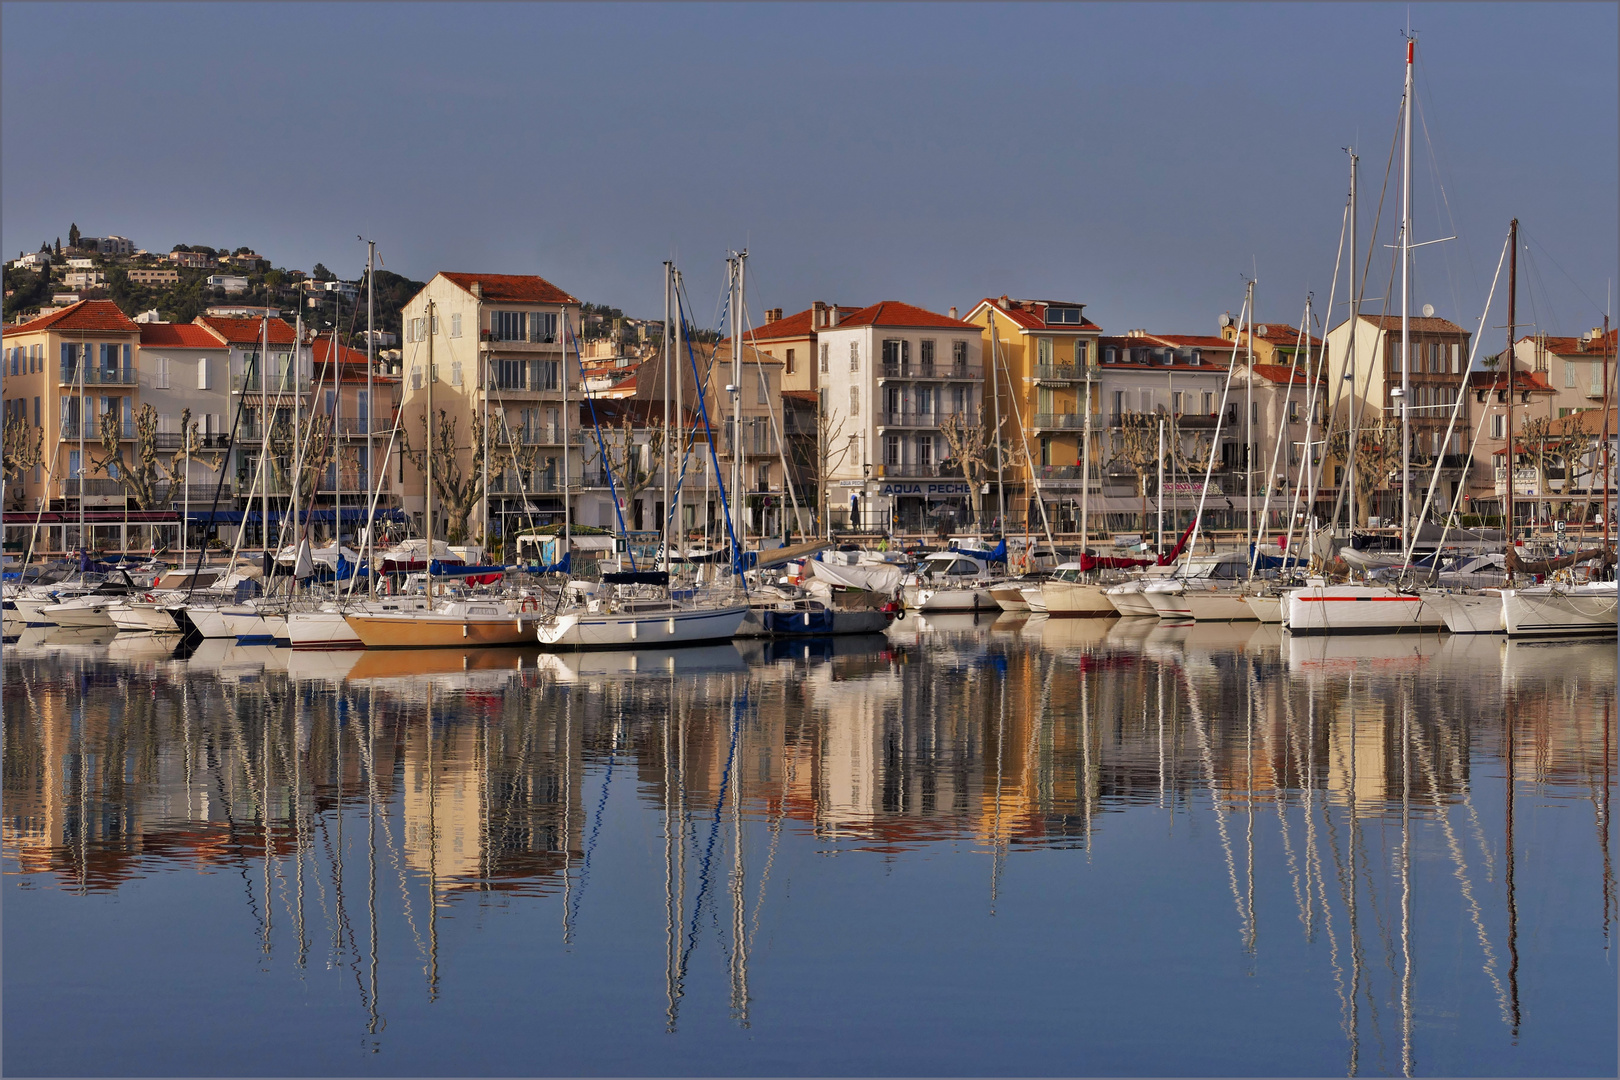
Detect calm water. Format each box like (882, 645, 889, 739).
(3, 616, 1615, 1077)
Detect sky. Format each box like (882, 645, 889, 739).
(4, 2, 1616, 343)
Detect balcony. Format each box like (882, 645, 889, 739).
(152, 432, 232, 451)
(1032, 363, 1095, 384)
(879, 361, 982, 381)
(58, 420, 135, 440)
(61, 478, 129, 497)
(872, 462, 956, 479)
(1032, 412, 1085, 431)
(231, 372, 300, 394)
(59, 364, 136, 386)
(877, 410, 943, 429)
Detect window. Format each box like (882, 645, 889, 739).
(1140, 389, 1152, 412)
(917, 386, 934, 415)
(884, 434, 901, 465)
(450, 361, 463, 387)
(1045, 306, 1082, 325)
(952, 386, 967, 413)
(952, 340, 968, 367)
(1491, 413, 1505, 439)
(1190, 349, 1202, 365)
(1113, 390, 1125, 418)
(1040, 437, 1051, 467)
(492, 311, 525, 341)
(430, 315, 439, 336)
(886, 385, 902, 415)
(1172, 390, 1184, 414)
(850, 341, 861, 372)
(849, 385, 859, 416)
(537, 359, 559, 391)
(450, 313, 462, 338)
(529, 312, 558, 343)
(1450, 343, 1461, 374)
(1037, 338, 1053, 365)
(1104, 347, 1117, 364)
(820, 343, 829, 374)
(68, 450, 81, 479)
(1392, 342, 1403, 372)
(1287, 400, 1299, 423)
(785, 348, 795, 375)
(916, 435, 932, 467)
(881, 339, 906, 368)
(34, 397, 40, 427)
(1074, 340, 1089, 365)
(756, 370, 771, 404)
(1566, 361, 1577, 388)
(411, 365, 422, 390)
(920, 339, 936, 369)
(154, 357, 169, 389)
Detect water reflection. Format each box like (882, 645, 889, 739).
(3, 619, 1615, 1076)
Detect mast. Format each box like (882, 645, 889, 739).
(1400, 35, 1414, 550)
(365, 240, 375, 567)
(261, 314, 270, 564)
(990, 311, 1004, 533)
(1156, 415, 1165, 554)
(331, 322, 340, 563)
(1507, 218, 1518, 557)
(425, 298, 435, 596)
(562, 297, 571, 563)
(1346, 151, 1361, 534)
(76, 338, 85, 560)
(731, 252, 746, 549)
(292, 309, 302, 570)
(674, 268, 684, 557)
(662, 261, 673, 571)
(1079, 338, 1092, 559)
(1602, 310, 1611, 548)
(480, 293, 489, 556)
(1245, 282, 1255, 550)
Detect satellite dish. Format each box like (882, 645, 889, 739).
(1256, 324, 1269, 336)
(1218, 312, 1232, 329)
(1422, 303, 1435, 318)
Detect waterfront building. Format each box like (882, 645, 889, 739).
(743, 301, 861, 394)
(1513, 329, 1618, 419)
(397, 272, 581, 544)
(812, 301, 984, 534)
(134, 321, 235, 520)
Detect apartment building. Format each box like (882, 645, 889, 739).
(744, 301, 860, 393)
(1465, 365, 1556, 518)
(134, 323, 234, 513)
(168, 250, 217, 269)
(964, 296, 1103, 528)
(397, 272, 581, 543)
(813, 301, 983, 534)
(126, 268, 180, 286)
(1323, 314, 1473, 525)
(1513, 329, 1617, 418)
(1, 301, 143, 546)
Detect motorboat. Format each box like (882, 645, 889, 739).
(1501, 579, 1617, 637)
(1143, 552, 1254, 621)
(901, 551, 997, 612)
(989, 577, 1037, 612)
(39, 571, 141, 628)
(535, 571, 748, 650)
(1041, 563, 1118, 618)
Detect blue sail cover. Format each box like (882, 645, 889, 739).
(952, 539, 1007, 564)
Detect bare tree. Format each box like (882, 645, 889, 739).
(1325, 414, 1403, 527)
(400, 408, 495, 545)
(1517, 414, 1583, 522)
(1109, 410, 1165, 528)
(3, 414, 42, 510)
(940, 405, 991, 527)
(817, 407, 853, 534)
(593, 412, 666, 508)
(92, 404, 220, 511)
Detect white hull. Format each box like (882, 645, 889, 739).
(1042, 580, 1117, 618)
(1285, 584, 1442, 634)
(1019, 585, 1048, 613)
(286, 609, 364, 650)
(220, 609, 288, 641)
(1105, 583, 1157, 618)
(1144, 586, 1194, 620)
(1501, 582, 1617, 637)
(185, 606, 239, 639)
(989, 584, 1031, 612)
(40, 598, 119, 628)
(905, 585, 996, 612)
(9, 595, 60, 624)
(1426, 590, 1503, 635)
(108, 602, 180, 634)
(1243, 594, 1284, 624)
(1178, 588, 1258, 622)
(536, 603, 748, 650)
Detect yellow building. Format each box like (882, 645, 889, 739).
(962, 297, 1102, 528)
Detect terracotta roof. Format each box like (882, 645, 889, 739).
(744, 308, 818, 341)
(1247, 363, 1312, 386)
(439, 273, 579, 306)
(973, 298, 1101, 332)
(1468, 368, 1555, 393)
(1357, 313, 1468, 335)
(311, 337, 371, 369)
(833, 301, 976, 331)
(1550, 407, 1617, 436)
(138, 323, 220, 348)
(782, 389, 819, 404)
(1142, 333, 1240, 351)
(3, 300, 138, 336)
(1095, 336, 1232, 373)
(195, 315, 297, 345)
(1516, 330, 1619, 357)
(1227, 323, 1324, 349)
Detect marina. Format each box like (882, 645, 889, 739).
(2, 615, 1614, 1076)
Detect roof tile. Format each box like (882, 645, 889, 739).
(3, 300, 139, 336)
(439, 273, 579, 305)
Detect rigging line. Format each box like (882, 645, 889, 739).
(734, 271, 811, 539)
(1411, 79, 1478, 324)
(675, 290, 745, 579)
(1520, 226, 1609, 319)
(566, 719, 619, 931)
(678, 686, 745, 981)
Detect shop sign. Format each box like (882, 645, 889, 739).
(878, 481, 973, 498)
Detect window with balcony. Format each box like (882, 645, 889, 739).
(530, 312, 558, 343)
(1172, 390, 1184, 414)
(884, 434, 901, 466)
(1037, 338, 1053, 366)
(850, 341, 861, 372)
(886, 386, 902, 415)
(1202, 391, 1213, 414)
(916, 435, 933, 467)
(820, 343, 829, 374)
(952, 340, 968, 368)
(1287, 400, 1300, 423)
(921, 339, 936, 371)
(849, 386, 859, 416)
(1040, 437, 1051, 467)
(952, 385, 967, 414)
(881, 339, 906, 369)
(1566, 361, 1578, 388)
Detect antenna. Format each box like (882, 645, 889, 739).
(1421, 303, 1435, 318)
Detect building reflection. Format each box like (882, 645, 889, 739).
(3, 621, 1614, 1060)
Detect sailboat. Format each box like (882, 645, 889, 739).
(1040, 352, 1122, 617)
(1286, 39, 1447, 634)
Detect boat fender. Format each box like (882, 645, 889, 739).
(520, 596, 538, 613)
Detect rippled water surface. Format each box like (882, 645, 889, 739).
(3, 616, 1616, 1077)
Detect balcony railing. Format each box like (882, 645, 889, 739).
(1031, 412, 1085, 431)
(1032, 363, 1091, 383)
(231, 372, 301, 394)
(59, 364, 136, 386)
(873, 462, 955, 478)
(58, 420, 136, 440)
(879, 361, 982, 381)
(877, 410, 943, 429)
(61, 478, 129, 497)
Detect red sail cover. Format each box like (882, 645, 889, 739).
(1074, 520, 1198, 572)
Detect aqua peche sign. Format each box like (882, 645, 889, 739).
(878, 482, 973, 497)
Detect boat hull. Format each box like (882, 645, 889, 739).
(286, 609, 365, 650)
(1105, 585, 1157, 618)
(1285, 585, 1442, 634)
(905, 585, 996, 612)
(1042, 581, 1117, 618)
(344, 611, 538, 649)
(1426, 590, 1503, 634)
(1243, 594, 1284, 624)
(536, 603, 748, 650)
(108, 602, 180, 633)
(40, 599, 119, 628)
(1179, 588, 1258, 622)
(1501, 583, 1617, 637)
(1019, 585, 1048, 613)
(989, 584, 1031, 612)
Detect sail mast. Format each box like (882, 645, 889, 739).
(1400, 35, 1414, 550)
(662, 261, 673, 572)
(425, 298, 435, 596)
(365, 239, 375, 568)
(1506, 218, 1518, 558)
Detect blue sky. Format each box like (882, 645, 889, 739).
(4, 3, 1615, 340)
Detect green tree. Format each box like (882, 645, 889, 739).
(68, 223, 80, 249)
(312, 262, 335, 282)
(54, 238, 62, 256)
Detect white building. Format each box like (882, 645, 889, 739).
(10, 251, 50, 270)
(813, 301, 984, 534)
(206, 275, 250, 295)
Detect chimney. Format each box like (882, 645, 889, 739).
(998, 295, 1010, 310)
(765, 307, 782, 324)
(470, 280, 482, 299)
(830, 304, 841, 327)
(812, 300, 827, 329)
(948, 306, 958, 320)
